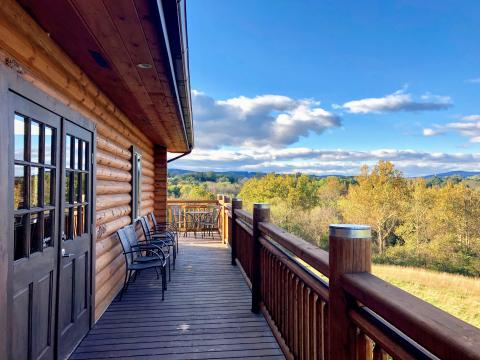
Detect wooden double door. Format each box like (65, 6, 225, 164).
(9, 92, 93, 360)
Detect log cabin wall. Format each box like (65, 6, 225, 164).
(0, 0, 158, 321)
(154, 146, 168, 223)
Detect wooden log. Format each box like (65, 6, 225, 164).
(141, 199, 154, 210)
(94, 268, 124, 320)
(328, 225, 372, 360)
(96, 215, 131, 240)
(96, 233, 119, 259)
(140, 206, 154, 217)
(142, 176, 155, 186)
(96, 165, 131, 182)
(96, 135, 131, 160)
(96, 180, 131, 195)
(97, 149, 132, 171)
(95, 254, 125, 291)
(142, 166, 154, 178)
(96, 242, 123, 274)
(141, 183, 154, 192)
(96, 194, 131, 211)
(96, 205, 130, 226)
(141, 192, 154, 201)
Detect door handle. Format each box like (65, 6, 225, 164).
(61, 248, 74, 258)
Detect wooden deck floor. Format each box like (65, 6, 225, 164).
(70, 233, 284, 359)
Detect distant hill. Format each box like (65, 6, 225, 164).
(168, 168, 263, 179)
(422, 171, 480, 179)
(169, 168, 480, 180)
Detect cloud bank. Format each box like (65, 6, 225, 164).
(174, 147, 480, 177)
(192, 91, 341, 148)
(341, 90, 452, 114)
(423, 115, 480, 142)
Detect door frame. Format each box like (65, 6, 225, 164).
(0, 61, 97, 358)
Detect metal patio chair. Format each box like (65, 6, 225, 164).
(116, 227, 168, 301)
(138, 216, 177, 271)
(148, 211, 179, 254)
(200, 207, 220, 238)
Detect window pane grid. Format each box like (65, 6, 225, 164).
(13, 114, 56, 260)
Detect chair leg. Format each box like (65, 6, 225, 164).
(168, 256, 171, 282)
(155, 266, 160, 279)
(161, 267, 165, 301)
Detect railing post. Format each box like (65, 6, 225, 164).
(328, 224, 372, 360)
(251, 203, 270, 313)
(223, 196, 230, 244)
(230, 198, 242, 265)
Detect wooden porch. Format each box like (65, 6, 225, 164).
(70, 233, 284, 360)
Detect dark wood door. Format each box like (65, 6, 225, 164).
(10, 93, 61, 360)
(57, 120, 93, 359)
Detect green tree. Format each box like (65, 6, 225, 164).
(340, 161, 408, 253)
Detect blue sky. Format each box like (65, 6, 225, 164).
(173, 0, 480, 176)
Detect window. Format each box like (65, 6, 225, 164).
(14, 114, 56, 260)
(131, 146, 142, 220)
(64, 135, 89, 240)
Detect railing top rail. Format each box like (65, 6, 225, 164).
(342, 272, 480, 360)
(167, 199, 218, 204)
(234, 209, 253, 225)
(258, 221, 329, 277)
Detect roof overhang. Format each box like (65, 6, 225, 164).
(18, 0, 193, 152)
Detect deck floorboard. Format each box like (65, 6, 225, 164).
(70, 233, 283, 359)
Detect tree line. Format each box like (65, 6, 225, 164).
(237, 161, 480, 277)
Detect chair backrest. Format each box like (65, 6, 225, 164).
(137, 216, 152, 242)
(124, 224, 139, 248)
(117, 227, 135, 266)
(149, 212, 158, 228)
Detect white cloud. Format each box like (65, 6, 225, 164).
(173, 147, 480, 177)
(422, 128, 443, 137)
(422, 115, 480, 142)
(466, 78, 480, 84)
(341, 90, 452, 114)
(192, 91, 340, 148)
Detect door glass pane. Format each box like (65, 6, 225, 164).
(74, 173, 79, 203)
(65, 171, 71, 204)
(44, 168, 53, 205)
(78, 140, 83, 171)
(64, 208, 72, 240)
(82, 141, 88, 171)
(30, 212, 42, 254)
(14, 215, 27, 260)
(45, 126, 53, 165)
(73, 207, 78, 238)
(30, 166, 40, 208)
(14, 114, 26, 161)
(65, 135, 71, 169)
(73, 137, 79, 170)
(43, 210, 53, 248)
(81, 173, 87, 202)
(31, 121, 40, 163)
(14, 165, 26, 209)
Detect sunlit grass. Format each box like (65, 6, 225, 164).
(372, 264, 480, 328)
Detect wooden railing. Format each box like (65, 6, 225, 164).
(215, 198, 480, 360)
(166, 199, 218, 232)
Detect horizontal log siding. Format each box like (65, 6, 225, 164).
(95, 134, 154, 321)
(0, 0, 160, 323)
(154, 146, 168, 223)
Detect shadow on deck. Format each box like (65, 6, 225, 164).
(70, 233, 284, 359)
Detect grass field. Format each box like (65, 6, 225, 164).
(372, 264, 480, 328)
